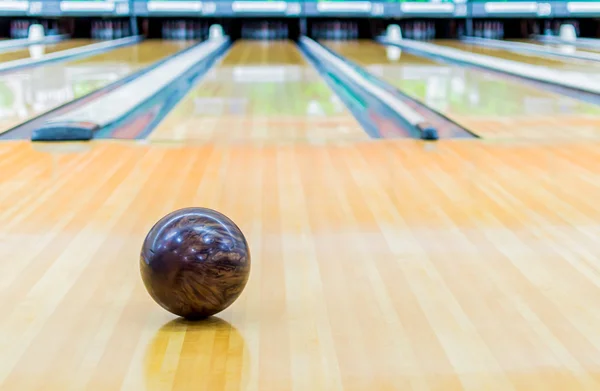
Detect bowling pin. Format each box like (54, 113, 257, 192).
(186, 21, 192, 39)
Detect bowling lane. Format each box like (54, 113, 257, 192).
(507, 38, 600, 56)
(0, 40, 195, 133)
(434, 40, 600, 80)
(147, 40, 369, 143)
(4, 139, 600, 390)
(323, 40, 600, 139)
(0, 39, 95, 63)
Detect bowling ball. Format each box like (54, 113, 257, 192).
(140, 207, 250, 320)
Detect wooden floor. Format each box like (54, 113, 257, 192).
(1, 137, 600, 390)
(3, 38, 600, 391)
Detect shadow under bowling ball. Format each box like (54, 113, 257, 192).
(144, 317, 249, 390)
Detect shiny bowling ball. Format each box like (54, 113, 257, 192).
(140, 207, 250, 320)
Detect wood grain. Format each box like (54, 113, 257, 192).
(0, 138, 600, 390)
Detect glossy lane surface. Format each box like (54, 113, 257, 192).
(1, 139, 600, 390)
(0, 39, 95, 63)
(508, 38, 600, 56)
(0, 40, 195, 133)
(435, 39, 600, 71)
(147, 40, 368, 143)
(325, 40, 600, 139)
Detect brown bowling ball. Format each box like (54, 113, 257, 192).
(140, 207, 250, 320)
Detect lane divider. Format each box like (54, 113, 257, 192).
(32, 37, 229, 141)
(300, 36, 438, 140)
(380, 37, 600, 96)
(460, 36, 600, 63)
(0, 35, 142, 74)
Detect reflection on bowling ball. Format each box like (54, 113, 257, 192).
(140, 207, 251, 320)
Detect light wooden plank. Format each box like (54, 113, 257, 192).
(0, 139, 599, 390)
